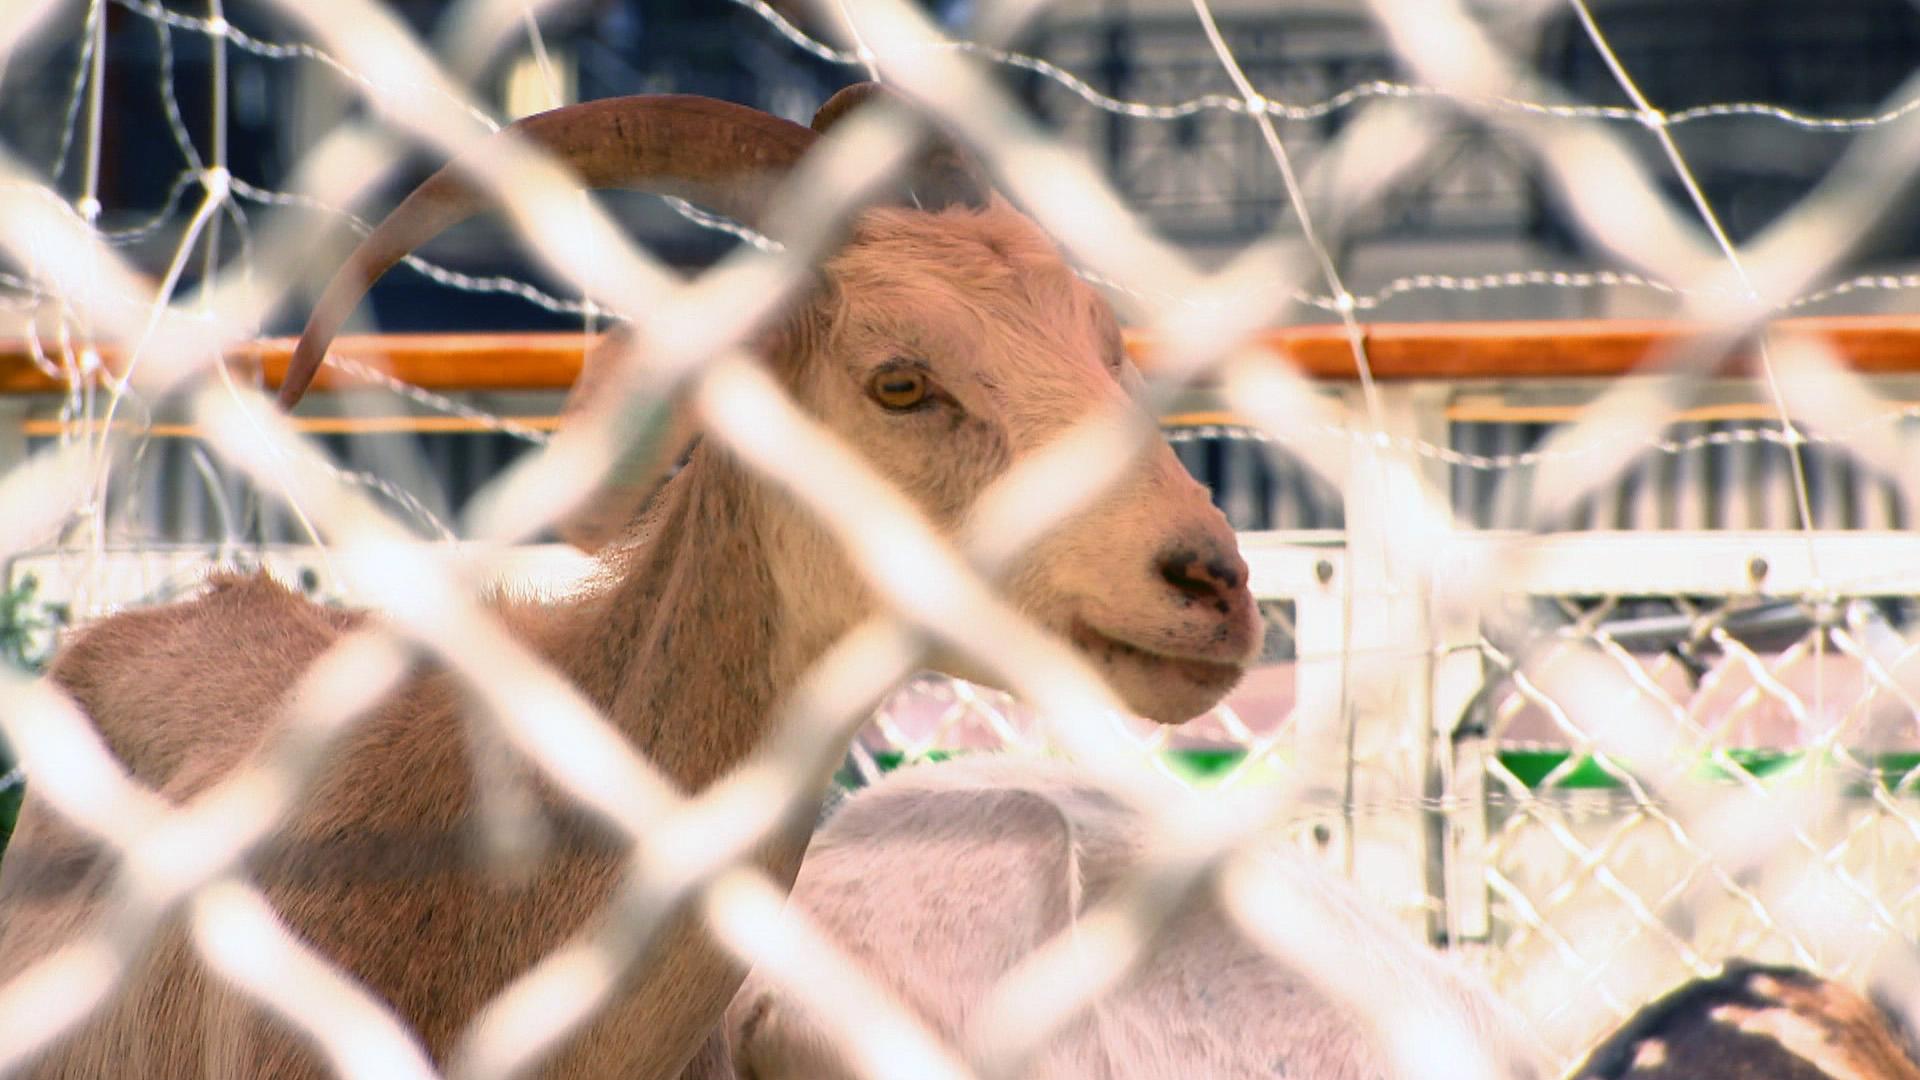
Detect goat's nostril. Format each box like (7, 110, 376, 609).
(1158, 550, 1240, 603)
(1206, 558, 1244, 593)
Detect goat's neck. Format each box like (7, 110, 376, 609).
(546, 449, 811, 797)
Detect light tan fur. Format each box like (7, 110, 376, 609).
(0, 201, 1258, 1079)
(726, 754, 1550, 1080)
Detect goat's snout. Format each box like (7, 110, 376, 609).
(1156, 546, 1249, 612)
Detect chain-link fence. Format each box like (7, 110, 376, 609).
(4, 0, 1920, 1077)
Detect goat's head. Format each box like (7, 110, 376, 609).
(282, 84, 1258, 725)
(775, 199, 1257, 722)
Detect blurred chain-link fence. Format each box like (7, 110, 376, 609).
(4, 0, 1920, 1076)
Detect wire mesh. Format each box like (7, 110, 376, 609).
(1, 1, 1919, 1078)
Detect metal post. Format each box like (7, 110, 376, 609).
(1335, 383, 1454, 932)
(0, 398, 25, 476)
(1429, 565, 1490, 948)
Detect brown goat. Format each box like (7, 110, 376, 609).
(1571, 961, 1920, 1080)
(0, 86, 1260, 1077)
(725, 754, 1551, 1080)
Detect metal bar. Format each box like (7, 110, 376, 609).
(11, 315, 1920, 394)
(1450, 530, 1920, 596)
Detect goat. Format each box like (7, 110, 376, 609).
(725, 753, 1551, 1080)
(1571, 961, 1920, 1080)
(0, 84, 1261, 1078)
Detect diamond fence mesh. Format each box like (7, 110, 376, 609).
(2, 0, 1920, 1077)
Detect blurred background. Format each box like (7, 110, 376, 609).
(9, 0, 1920, 549)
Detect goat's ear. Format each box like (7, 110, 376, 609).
(811, 82, 992, 212)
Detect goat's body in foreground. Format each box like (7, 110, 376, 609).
(1572, 962, 1920, 1080)
(726, 754, 1548, 1080)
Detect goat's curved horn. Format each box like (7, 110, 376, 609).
(281, 96, 818, 409)
(811, 82, 991, 212)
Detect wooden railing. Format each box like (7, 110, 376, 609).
(5, 315, 1920, 397)
(3, 317, 1915, 534)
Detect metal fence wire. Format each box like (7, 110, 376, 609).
(2, 0, 1920, 1077)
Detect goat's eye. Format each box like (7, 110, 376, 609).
(868, 368, 931, 411)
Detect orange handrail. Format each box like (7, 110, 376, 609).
(3, 316, 1919, 395)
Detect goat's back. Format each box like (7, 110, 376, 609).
(726, 755, 1546, 1080)
(0, 573, 361, 1076)
(0, 570, 751, 1079)
(47, 572, 361, 786)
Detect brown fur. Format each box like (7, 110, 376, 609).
(1573, 962, 1920, 1080)
(0, 202, 1259, 1078)
(553, 323, 700, 552)
(726, 755, 1551, 1080)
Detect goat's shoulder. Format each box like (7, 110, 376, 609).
(49, 570, 362, 787)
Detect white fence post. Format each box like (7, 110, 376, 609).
(1250, 534, 1350, 854)
(1334, 383, 1457, 930)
